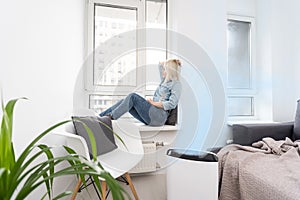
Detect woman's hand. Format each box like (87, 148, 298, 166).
(147, 98, 154, 105)
(147, 98, 163, 108)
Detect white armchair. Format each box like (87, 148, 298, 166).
(52, 117, 144, 200)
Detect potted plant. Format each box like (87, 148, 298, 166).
(0, 97, 127, 199)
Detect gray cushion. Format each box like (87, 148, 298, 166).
(72, 116, 117, 156)
(165, 106, 177, 126)
(294, 99, 300, 140)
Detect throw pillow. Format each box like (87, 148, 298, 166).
(72, 116, 117, 156)
(165, 106, 177, 126)
(294, 99, 300, 140)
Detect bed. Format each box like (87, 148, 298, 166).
(217, 122, 300, 200)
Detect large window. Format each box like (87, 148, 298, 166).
(86, 0, 168, 113)
(227, 15, 256, 118)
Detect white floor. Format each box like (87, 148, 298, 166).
(76, 174, 167, 200)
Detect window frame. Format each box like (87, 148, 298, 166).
(227, 14, 257, 120)
(84, 0, 169, 112)
(85, 0, 144, 95)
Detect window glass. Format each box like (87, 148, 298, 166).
(93, 4, 137, 86)
(227, 19, 251, 89)
(89, 94, 126, 113)
(228, 96, 254, 116)
(145, 0, 167, 90)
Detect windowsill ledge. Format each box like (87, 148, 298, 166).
(227, 120, 278, 126)
(135, 123, 179, 132)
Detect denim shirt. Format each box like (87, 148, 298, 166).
(153, 64, 182, 111)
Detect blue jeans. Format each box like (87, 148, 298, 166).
(99, 93, 168, 126)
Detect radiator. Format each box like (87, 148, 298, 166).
(129, 141, 159, 173)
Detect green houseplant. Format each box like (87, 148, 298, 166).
(0, 97, 127, 200)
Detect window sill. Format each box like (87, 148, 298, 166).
(135, 123, 179, 132)
(227, 120, 277, 126)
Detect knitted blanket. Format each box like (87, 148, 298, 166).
(217, 138, 300, 200)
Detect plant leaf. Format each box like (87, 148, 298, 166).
(0, 168, 9, 200)
(0, 98, 26, 171)
(14, 120, 71, 176)
(52, 191, 72, 200)
(0, 96, 126, 200)
(8, 144, 56, 197)
(8, 120, 70, 199)
(72, 119, 98, 161)
(38, 144, 54, 199)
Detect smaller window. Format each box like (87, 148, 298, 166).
(227, 15, 256, 118)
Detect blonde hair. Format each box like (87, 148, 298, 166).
(164, 59, 181, 82)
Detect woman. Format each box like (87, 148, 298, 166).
(99, 59, 182, 126)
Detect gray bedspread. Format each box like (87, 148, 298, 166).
(217, 137, 300, 200)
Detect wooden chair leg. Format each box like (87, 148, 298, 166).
(125, 172, 139, 200)
(101, 181, 107, 200)
(71, 178, 82, 200)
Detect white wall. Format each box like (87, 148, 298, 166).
(0, 0, 84, 152)
(171, 0, 227, 82)
(169, 0, 228, 148)
(227, 0, 256, 16)
(0, 0, 85, 197)
(269, 0, 300, 121)
(255, 0, 274, 121)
